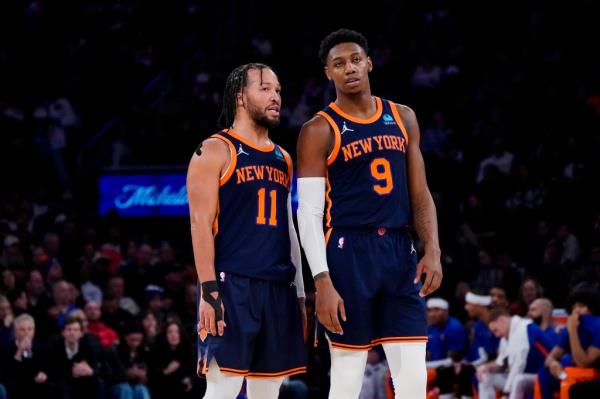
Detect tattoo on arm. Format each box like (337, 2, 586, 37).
(314, 271, 330, 281)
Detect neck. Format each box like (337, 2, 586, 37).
(479, 311, 490, 324)
(335, 89, 374, 115)
(231, 118, 270, 143)
(540, 319, 550, 330)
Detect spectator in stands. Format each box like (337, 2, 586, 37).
(145, 284, 166, 317)
(458, 291, 500, 397)
(108, 274, 140, 316)
(0, 294, 14, 346)
(117, 324, 151, 399)
(140, 310, 160, 345)
(510, 277, 543, 316)
(477, 307, 553, 399)
(537, 287, 600, 399)
(0, 313, 54, 398)
(426, 297, 468, 399)
(555, 223, 581, 265)
(149, 321, 195, 398)
(47, 280, 79, 332)
(84, 300, 119, 348)
(1, 235, 25, 270)
(102, 292, 134, 334)
(476, 139, 514, 184)
(527, 298, 559, 344)
(48, 316, 102, 399)
(490, 286, 510, 309)
(25, 270, 51, 321)
(0, 269, 17, 295)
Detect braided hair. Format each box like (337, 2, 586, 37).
(218, 63, 272, 129)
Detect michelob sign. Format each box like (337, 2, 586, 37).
(99, 172, 188, 217)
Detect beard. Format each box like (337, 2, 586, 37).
(532, 315, 543, 325)
(247, 101, 280, 129)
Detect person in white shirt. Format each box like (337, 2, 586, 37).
(477, 308, 553, 399)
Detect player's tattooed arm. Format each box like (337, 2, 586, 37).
(398, 104, 443, 297)
(187, 138, 229, 336)
(314, 271, 330, 281)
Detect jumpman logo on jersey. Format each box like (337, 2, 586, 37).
(410, 242, 417, 255)
(340, 121, 354, 135)
(237, 144, 250, 156)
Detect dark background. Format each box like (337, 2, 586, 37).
(1, 1, 600, 398)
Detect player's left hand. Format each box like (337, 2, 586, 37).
(414, 250, 442, 297)
(567, 312, 580, 333)
(298, 297, 308, 342)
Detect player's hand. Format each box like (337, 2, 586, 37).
(298, 297, 308, 342)
(414, 249, 442, 297)
(198, 294, 226, 336)
(549, 360, 563, 379)
(315, 273, 346, 335)
(567, 312, 580, 333)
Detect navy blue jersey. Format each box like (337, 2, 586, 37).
(210, 129, 295, 283)
(318, 97, 411, 230)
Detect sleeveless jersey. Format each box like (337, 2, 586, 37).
(208, 129, 295, 283)
(318, 96, 411, 230)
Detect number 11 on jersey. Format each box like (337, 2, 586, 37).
(256, 188, 277, 226)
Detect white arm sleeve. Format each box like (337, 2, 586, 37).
(288, 194, 305, 298)
(297, 177, 329, 277)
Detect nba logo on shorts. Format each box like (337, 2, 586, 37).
(338, 237, 345, 249)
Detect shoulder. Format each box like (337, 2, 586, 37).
(449, 317, 466, 329)
(189, 135, 230, 171)
(300, 114, 332, 137)
(197, 135, 231, 157)
(389, 102, 418, 127)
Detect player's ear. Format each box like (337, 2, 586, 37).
(324, 66, 331, 81)
(367, 57, 373, 73)
(236, 90, 244, 107)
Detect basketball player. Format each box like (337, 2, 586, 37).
(297, 29, 442, 399)
(187, 63, 307, 399)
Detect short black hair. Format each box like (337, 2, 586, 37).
(318, 29, 369, 65)
(218, 63, 274, 129)
(64, 315, 84, 331)
(567, 286, 600, 315)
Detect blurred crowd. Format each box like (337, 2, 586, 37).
(1, 1, 599, 398)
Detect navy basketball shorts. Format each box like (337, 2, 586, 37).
(197, 273, 307, 378)
(323, 227, 427, 350)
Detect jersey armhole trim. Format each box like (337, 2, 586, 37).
(280, 146, 294, 185)
(316, 111, 342, 166)
(388, 101, 409, 145)
(211, 133, 237, 186)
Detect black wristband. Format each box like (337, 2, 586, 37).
(201, 281, 223, 322)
